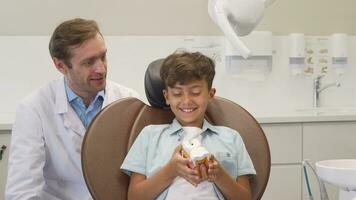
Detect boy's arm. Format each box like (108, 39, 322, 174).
(201, 159, 252, 200)
(217, 174, 252, 200)
(213, 167, 252, 200)
(127, 145, 201, 200)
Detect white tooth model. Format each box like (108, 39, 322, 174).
(181, 127, 211, 172)
(182, 138, 211, 167)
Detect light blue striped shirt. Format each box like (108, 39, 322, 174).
(121, 119, 256, 200)
(64, 79, 104, 128)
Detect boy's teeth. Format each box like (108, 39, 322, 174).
(183, 108, 193, 112)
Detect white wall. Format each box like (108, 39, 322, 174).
(0, 0, 355, 35)
(0, 0, 355, 118)
(1, 35, 355, 118)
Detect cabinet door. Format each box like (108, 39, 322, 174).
(303, 121, 356, 160)
(261, 123, 303, 200)
(262, 165, 302, 200)
(0, 130, 11, 200)
(262, 123, 302, 164)
(302, 121, 356, 200)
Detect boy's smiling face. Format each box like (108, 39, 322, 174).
(163, 80, 215, 128)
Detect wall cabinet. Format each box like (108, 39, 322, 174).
(0, 130, 11, 200)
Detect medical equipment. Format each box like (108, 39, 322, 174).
(303, 161, 314, 200)
(330, 33, 348, 76)
(208, 0, 275, 58)
(303, 159, 330, 200)
(316, 159, 356, 200)
(303, 159, 356, 200)
(289, 33, 306, 75)
(0, 145, 6, 161)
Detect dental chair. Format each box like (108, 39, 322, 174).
(81, 59, 271, 200)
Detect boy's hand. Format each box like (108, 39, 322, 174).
(200, 155, 221, 183)
(168, 145, 201, 186)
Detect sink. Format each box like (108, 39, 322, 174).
(295, 107, 356, 115)
(316, 159, 356, 200)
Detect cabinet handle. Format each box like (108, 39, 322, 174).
(0, 145, 7, 161)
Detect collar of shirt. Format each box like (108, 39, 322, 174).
(64, 78, 105, 127)
(168, 118, 220, 138)
(64, 79, 105, 104)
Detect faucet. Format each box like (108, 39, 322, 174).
(313, 75, 341, 107)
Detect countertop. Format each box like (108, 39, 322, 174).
(0, 113, 14, 131)
(253, 107, 356, 123)
(255, 112, 356, 123)
(2, 110, 356, 131)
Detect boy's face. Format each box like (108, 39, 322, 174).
(163, 79, 216, 128)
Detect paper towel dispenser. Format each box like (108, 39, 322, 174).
(224, 31, 273, 81)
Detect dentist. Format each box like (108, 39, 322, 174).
(5, 18, 139, 200)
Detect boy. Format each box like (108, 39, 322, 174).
(121, 52, 256, 200)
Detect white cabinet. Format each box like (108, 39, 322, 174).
(0, 130, 11, 200)
(302, 122, 356, 200)
(261, 123, 303, 200)
(260, 121, 356, 200)
(262, 123, 302, 164)
(303, 122, 356, 161)
(263, 165, 302, 200)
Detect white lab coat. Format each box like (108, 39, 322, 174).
(6, 78, 139, 200)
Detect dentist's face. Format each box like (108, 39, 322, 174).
(55, 33, 107, 99)
(163, 80, 215, 128)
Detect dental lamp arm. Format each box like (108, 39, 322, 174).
(208, 0, 273, 59)
(215, 11, 251, 58)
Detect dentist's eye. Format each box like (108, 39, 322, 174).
(101, 54, 107, 62)
(81, 59, 95, 67)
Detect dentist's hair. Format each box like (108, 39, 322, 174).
(49, 18, 102, 68)
(160, 51, 216, 89)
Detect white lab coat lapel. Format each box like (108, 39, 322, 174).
(62, 107, 86, 136)
(102, 82, 113, 107)
(54, 78, 115, 137)
(54, 78, 86, 137)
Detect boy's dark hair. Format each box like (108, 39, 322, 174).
(160, 52, 215, 89)
(49, 18, 101, 68)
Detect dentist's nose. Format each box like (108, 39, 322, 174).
(94, 60, 106, 74)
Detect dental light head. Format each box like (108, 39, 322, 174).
(208, 0, 274, 58)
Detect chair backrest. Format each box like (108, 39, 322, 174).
(81, 59, 271, 200)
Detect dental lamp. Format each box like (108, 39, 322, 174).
(208, 0, 275, 58)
